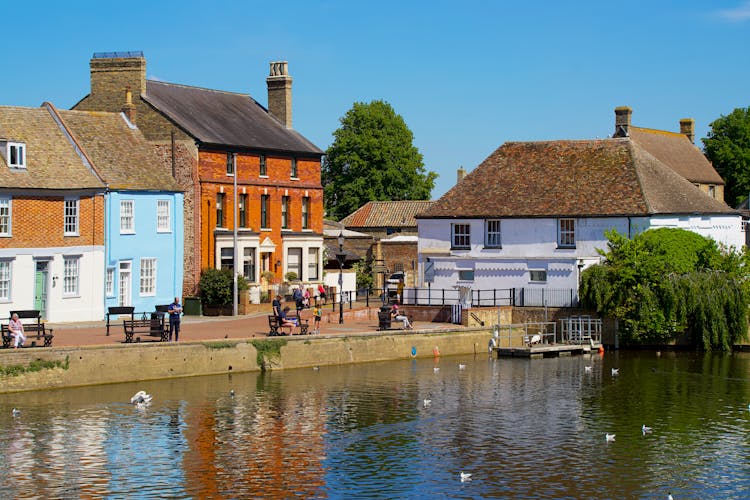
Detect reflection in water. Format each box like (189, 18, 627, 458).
(0, 351, 748, 498)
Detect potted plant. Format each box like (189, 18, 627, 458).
(199, 268, 248, 315)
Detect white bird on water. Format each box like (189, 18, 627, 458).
(584, 366, 592, 373)
(458, 363, 466, 370)
(460, 472, 472, 482)
(605, 433, 616, 442)
(11, 408, 20, 417)
(642, 424, 652, 434)
(130, 390, 152, 405)
(611, 368, 620, 376)
(667, 493, 673, 500)
(434, 367, 440, 373)
(423, 398, 432, 408)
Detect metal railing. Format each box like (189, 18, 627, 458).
(559, 316, 602, 345)
(492, 322, 557, 348)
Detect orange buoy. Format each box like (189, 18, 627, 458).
(598, 345, 605, 354)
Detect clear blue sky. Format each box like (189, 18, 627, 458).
(3, 1, 749, 198)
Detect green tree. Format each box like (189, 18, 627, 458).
(580, 228, 749, 349)
(702, 106, 750, 206)
(322, 100, 437, 220)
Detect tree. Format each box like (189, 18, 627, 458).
(322, 100, 437, 220)
(702, 106, 750, 206)
(580, 228, 750, 349)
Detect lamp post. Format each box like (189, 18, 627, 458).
(336, 231, 346, 324)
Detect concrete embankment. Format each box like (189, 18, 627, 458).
(0, 327, 492, 394)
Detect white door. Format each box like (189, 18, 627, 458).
(118, 261, 132, 307)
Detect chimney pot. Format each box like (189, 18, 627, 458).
(267, 61, 293, 129)
(457, 166, 467, 185)
(122, 85, 136, 124)
(614, 106, 632, 137)
(680, 118, 695, 144)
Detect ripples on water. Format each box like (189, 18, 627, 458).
(0, 351, 749, 498)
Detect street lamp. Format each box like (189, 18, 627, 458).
(336, 231, 346, 324)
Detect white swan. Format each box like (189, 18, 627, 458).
(584, 366, 592, 373)
(611, 368, 620, 376)
(642, 424, 652, 434)
(423, 398, 432, 408)
(434, 367, 440, 373)
(460, 472, 472, 482)
(130, 390, 152, 405)
(11, 408, 20, 417)
(458, 363, 466, 370)
(605, 433, 616, 442)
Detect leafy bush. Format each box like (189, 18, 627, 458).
(285, 271, 298, 282)
(199, 268, 248, 306)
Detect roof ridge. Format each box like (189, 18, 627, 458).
(630, 126, 686, 138)
(146, 79, 253, 99)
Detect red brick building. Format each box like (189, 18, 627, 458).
(74, 53, 324, 295)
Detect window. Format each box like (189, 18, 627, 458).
(287, 247, 302, 279)
(220, 248, 234, 271)
(216, 193, 225, 228)
(226, 153, 234, 176)
(281, 196, 289, 229)
(157, 200, 170, 232)
(64, 198, 79, 236)
(452, 223, 470, 249)
(259, 154, 267, 176)
(308, 248, 319, 280)
(261, 194, 269, 229)
(529, 270, 547, 283)
(243, 247, 256, 281)
(0, 196, 11, 236)
(7, 142, 25, 168)
(558, 219, 575, 248)
(485, 219, 501, 247)
(63, 256, 80, 296)
(458, 269, 475, 281)
(120, 200, 134, 233)
(106, 267, 115, 297)
(139, 258, 156, 295)
(708, 185, 716, 198)
(239, 194, 248, 228)
(0, 260, 11, 300)
(291, 158, 298, 178)
(302, 197, 310, 229)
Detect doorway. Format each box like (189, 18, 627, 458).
(34, 260, 49, 318)
(118, 261, 132, 307)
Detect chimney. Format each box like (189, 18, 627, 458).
(457, 166, 466, 185)
(680, 118, 695, 144)
(614, 106, 632, 137)
(267, 61, 292, 128)
(122, 86, 137, 124)
(86, 51, 146, 112)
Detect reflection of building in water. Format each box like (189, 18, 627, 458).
(181, 388, 327, 496)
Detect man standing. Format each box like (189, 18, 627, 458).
(168, 297, 183, 342)
(272, 294, 283, 319)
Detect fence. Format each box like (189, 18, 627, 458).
(559, 316, 602, 345)
(492, 322, 557, 347)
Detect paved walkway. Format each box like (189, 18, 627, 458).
(40, 305, 452, 348)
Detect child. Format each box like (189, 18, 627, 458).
(312, 305, 322, 334)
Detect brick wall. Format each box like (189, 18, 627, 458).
(380, 241, 418, 286)
(0, 194, 104, 248)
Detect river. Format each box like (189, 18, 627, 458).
(1, 350, 748, 498)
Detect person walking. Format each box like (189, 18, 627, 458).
(168, 297, 183, 342)
(318, 284, 327, 305)
(312, 304, 322, 334)
(8, 313, 25, 348)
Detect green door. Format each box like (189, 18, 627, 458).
(34, 261, 48, 319)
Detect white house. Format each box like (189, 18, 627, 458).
(417, 122, 742, 306)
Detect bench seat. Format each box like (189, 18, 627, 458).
(123, 318, 168, 343)
(268, 315, 309, 336)
(2, 310, 54, 348)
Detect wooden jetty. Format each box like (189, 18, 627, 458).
(492, 343, 593, 359)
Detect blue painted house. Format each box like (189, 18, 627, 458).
(55, 106, 184, 314)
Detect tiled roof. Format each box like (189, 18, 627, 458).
(0, 106, 103, 190)
(420, 139, 736, 219)
(628, 127, 724, 185)
(143, 81, 323, 155)
(340, 200, 436, 228)
(57, 109, 180, 192)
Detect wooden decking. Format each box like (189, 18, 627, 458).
(493, 343, 593, 358)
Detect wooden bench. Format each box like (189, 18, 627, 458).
(106, 306, 135, 336)
(268, 315, 310, 336)
(123, 317, 168, 343)
(1, 310, 54, 348)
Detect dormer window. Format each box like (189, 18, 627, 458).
(7, 142, 25, 169)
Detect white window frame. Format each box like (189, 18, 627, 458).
(139, 258, 156, 296)
(106, 267, 115, 297)
(0, 196, 11, 237)
(120, 200, 135, 234)
(308, 247, 319, 280)
(291, 157, 298, 179)
(302, 197, 310, 229)
(485, 219, 501, 248)
(64, 198, 80, 236)
(452, 223, 471, 249)
(63, 256, 80, 296)
(558, 218, 576, 248)
(259, 154, 267, 177)
(457, 269, 474, 281)
(0, 259, 11, 301)
(226, 153, 234, 176)
(281, 196, 289, 229)
(287, 247, 302, 280)
(7, 142, 25, 169)
(529, 269, 548, 283)
(157, 199, 171, 233)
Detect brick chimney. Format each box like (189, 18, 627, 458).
(267, 61, 292, 128)
(121, 86, 137, 124)
(614, 106, 632, 137)
(457, 166, 466, 184)
(87, 52, 147, 113)
(680, 118, 695, 144)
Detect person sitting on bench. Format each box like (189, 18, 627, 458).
(279, 306, 298, 332)
(8, 313, 26, 349)
(390, 303, 412, 330)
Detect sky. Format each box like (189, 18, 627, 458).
(3, 1, 749, 199)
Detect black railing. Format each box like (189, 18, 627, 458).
(329, 287, 579, 309)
